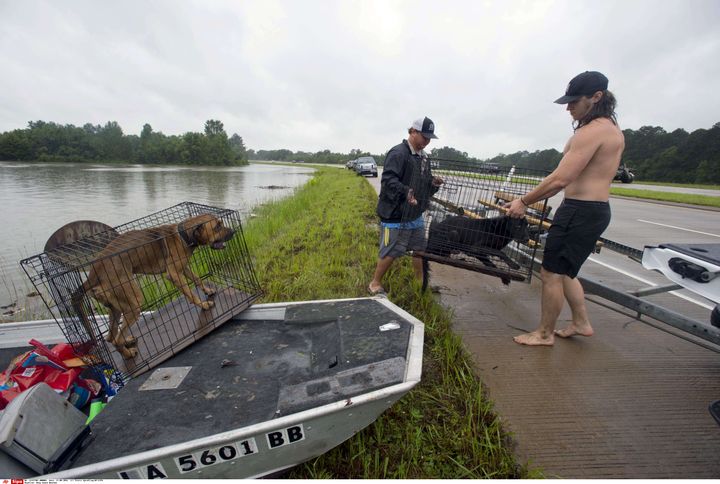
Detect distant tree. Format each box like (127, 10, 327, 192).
(98, 121, 131, 161)
(180, 132, 208, 165)
(229, 134, 248, 164)
(255, 149, 294, 161)
(430, 146, 469, 161)
(204, 119, 226, 137)
(695, 159, 720, 184)
(0, 129, 31, 160)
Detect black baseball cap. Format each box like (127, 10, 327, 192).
(410, 116, 438, 139)
(554, 71, 609, 104)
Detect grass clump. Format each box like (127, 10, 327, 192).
(241, 167, 536, 478)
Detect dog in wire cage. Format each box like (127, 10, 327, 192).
(424, 213, 531, 285)
(71, 213, 235, 359)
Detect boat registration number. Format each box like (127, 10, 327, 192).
(117, 423, 306, 478)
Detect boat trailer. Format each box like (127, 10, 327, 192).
(579, 237, 720, 349)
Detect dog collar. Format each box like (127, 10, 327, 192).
(177, 222, 198, 248)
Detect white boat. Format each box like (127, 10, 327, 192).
(641, 243, 720, 305)
(0, 296, 424, 479)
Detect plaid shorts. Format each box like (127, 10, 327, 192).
(378, 225, 427, 258)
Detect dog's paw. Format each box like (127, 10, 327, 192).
(202, 285, 216, 296)
(123, 336, 138, 348)
(120, 346, 138, 359)
(200, 300, 215, 311)
(114, 335, 137, 348)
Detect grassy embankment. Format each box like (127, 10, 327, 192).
(240, 167, 536, 478)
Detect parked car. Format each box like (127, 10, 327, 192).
(481, 163, 500, 174)
(614, 163, 634, 183)
(354, 156, 378, 177)
(346, 159, 357, 170)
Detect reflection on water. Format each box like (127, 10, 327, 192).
(0, 161, 313, 310)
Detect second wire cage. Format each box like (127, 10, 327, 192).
(402, 158, 549, 284)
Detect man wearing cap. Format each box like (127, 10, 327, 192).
(506, 71, 625, 346)
(368, 117, 444, 295)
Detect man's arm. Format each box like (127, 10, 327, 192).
(506, 125, 603, 218)
(380, 149, 409, 203)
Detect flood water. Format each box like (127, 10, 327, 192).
(0, 161, 313, 313)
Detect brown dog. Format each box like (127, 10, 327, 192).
(72, 214, 235, 359)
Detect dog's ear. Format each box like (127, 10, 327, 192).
(192, 224, 205, 243)
(184, 216, 205, 244)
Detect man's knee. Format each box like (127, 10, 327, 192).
(540, 267, 565, 286)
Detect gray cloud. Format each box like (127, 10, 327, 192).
(1, 0, 718, 159)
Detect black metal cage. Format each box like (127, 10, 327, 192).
(21, 202, 263, 385)
(402, 159, 550, 284)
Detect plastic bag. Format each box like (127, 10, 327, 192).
(0, 339, 100, 410)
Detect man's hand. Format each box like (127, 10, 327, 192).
(505, 198, 527, 219)
(432, 176, 444, 187)
(407, 188, 418, 205)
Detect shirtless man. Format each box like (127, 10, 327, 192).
(506, 71, 625, 346)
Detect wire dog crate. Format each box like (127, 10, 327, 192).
(21, 202, 263, 384)
(403, 159, 550, 284)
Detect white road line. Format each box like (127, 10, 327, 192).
(637, 219, 720, 238)
(587, 256, 714, 310)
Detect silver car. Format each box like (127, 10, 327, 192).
(354, 156, 378, 177)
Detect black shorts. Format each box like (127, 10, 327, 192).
(542, 198, 611, 278)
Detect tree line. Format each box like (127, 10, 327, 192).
(432, 122, 720, 184)
(250, 148, 382, 165)
(1, 120, 718, 184)
(0, 119, 249, 166)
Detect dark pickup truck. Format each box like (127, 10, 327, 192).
(614, 163, 634, 183)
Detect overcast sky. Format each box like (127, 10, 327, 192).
(1, 0, 718, 159)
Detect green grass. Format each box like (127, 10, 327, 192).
(240, 168, 537, 478)
(610, 187, 720, 208)
(627, 180, 720, 190)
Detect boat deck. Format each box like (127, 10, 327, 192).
(0, 297, 422, 478)
(77, 298, 411, 463)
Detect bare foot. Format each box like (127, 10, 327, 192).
(554, 324, 594, 338)
(513, 332, 554, 346)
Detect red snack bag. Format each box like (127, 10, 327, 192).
(0, 340, 100, 410)
(50, 343, 80, 361)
